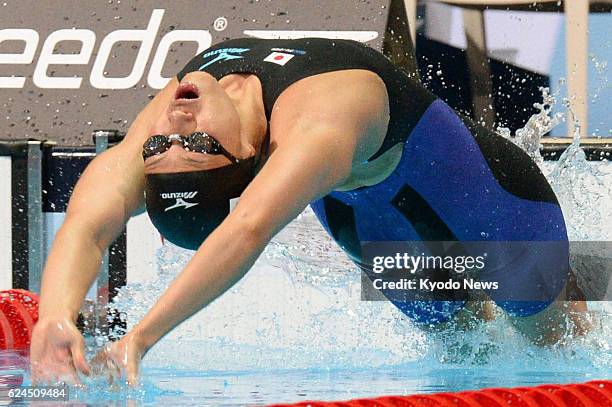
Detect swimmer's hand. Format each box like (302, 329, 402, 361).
(29, 316, 91, 385)
(90, 332, 147, 387)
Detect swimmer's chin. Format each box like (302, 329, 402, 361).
(168, 99, 201, 114)
(166, 107, 196, 125)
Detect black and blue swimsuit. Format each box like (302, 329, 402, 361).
(178, 37, 569, 324)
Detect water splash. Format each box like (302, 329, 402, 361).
(497, 86, 564, 166)
(263, 209, 357, 287)
(106, 240, 425, 372)
(588, 53, 609, 122)
(548, 128, 612, 241)
(497, 82, 611, 239)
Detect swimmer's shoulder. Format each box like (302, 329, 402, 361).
(270, 68, 390, 168)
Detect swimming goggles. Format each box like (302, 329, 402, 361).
(142, 132, 241, 163)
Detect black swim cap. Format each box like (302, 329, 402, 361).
(144, 157, 256, 250)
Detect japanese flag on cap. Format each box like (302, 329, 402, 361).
(263, 52, 295, 66)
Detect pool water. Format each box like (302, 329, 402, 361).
(4, 316, 611, 406)
(57, 363, 612, 405)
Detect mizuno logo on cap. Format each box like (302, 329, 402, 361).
(161, 191, 199, 211)
(164, 198, 199, 212)
(161, 191, 198, 199)
(199, 47, 250, 69)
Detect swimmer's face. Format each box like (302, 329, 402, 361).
(144, 72, 246, 174)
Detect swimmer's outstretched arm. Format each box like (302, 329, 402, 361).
(105, 125, 356, 383)
(30, 79, 180, 384)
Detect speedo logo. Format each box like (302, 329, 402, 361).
(161, 191, 198, 200)
(0, 9, 212, 90)
(1, 8, 380, 91)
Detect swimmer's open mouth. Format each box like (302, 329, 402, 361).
(175, 83, 200, 100)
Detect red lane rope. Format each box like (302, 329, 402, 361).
(268, 380, 612, 407)
(0, 289, 39, 350)
(0, 310, 14, 350)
